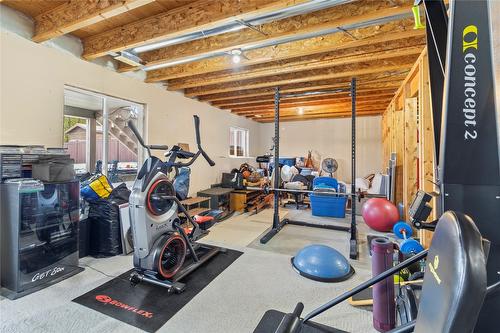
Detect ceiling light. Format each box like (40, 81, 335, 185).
(297, 107, 304, 115)
(230, 49, 242, 64)
(232, 54, 241, 64)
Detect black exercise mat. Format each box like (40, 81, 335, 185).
(73, 249, 242, 332)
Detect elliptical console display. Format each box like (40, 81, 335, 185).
(127, 115, 220, 293)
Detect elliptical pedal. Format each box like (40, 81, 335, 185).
(130, 271, 186, 294)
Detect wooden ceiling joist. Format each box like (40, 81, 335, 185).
(168, 40, 424, 90)
(211, 88, 399, 108)
(184, 59, 416, 97)
(32, 0, 155, 43)
(231, 97, 392, 114)
(82, 0, 312, 59)
(4, 0, 427, 124)
(167, 45, 424, 91)
(136, 0, 414, 74)
(221, 94, 395, 111)
(145, 17, 423, 82)
(251, 108, 384, 119)
(256, 110, 384, 122)
(198, 77, 406, 103)
(236, 100, 390, 115)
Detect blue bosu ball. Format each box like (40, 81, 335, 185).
(291, 245, 354, 282)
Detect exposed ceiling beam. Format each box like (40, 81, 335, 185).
(255, 110, 384, 122)
(236, 100, 391, 114)
(32, 0, 154, 43)
(168, 45, 424, 90)
(251, 107, 384, 118)
(145, 18, 423, 82)
(184, 60, 415, 97)
(229, 93, 394, 108)
(216, 93, 395, 110)
(231, 97, 392, 114)
(211, 88, 398, 108)
(198, 77, 406, 102)
(137, 0, 413, 73)
(82, 0, 312, 59)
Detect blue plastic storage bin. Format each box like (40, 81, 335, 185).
(310, 194, 347, 218)
(313, 177, 339, 190)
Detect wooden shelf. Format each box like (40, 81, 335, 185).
(230, 188, 266, 213)
(180, 197, 210, 206)
(180, 207, 210, 217)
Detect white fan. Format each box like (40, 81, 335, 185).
(321, 158, 338, 177)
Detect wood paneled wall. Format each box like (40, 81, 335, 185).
(381, 48, 437, 248)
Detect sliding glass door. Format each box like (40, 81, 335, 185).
(63, 86, 144, 183)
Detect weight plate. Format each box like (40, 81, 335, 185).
(400, 239, 424, 255)
(393, 222, 413, 239)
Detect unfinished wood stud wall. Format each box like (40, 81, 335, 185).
(381, 48, 436, 248)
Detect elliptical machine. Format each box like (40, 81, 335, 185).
(127, 115, 222, 293)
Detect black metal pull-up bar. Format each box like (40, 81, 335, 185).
(258, 78, 359, 260)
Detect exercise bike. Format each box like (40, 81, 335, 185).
(127, 116, 222, 293)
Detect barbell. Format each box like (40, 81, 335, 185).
(245, 185, 387, 201)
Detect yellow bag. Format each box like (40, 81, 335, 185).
(81, 175, 113, 201)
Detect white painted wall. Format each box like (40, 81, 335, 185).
(258, 116, 384, 183)
(0, 27, 260, 196)
(0, 4, 385, 193)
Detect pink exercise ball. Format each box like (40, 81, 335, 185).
(361, 198, 400, 232)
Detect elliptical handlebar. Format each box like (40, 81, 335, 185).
(193, 115, 215, 166)
(128, 116, 215, 168)
(194, 115, 202, 146)
(128, 120, 146, 147)
(128, 120, 168, 157)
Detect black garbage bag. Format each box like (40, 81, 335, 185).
(109, 183, 131, 203)
(88, 183, 131, 258)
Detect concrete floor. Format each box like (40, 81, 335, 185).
(1, 207, 387, 333)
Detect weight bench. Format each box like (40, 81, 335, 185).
(254, 211, 488, 333)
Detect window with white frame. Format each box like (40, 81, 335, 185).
(229, 127, 249, 157)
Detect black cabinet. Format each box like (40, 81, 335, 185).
(197, 187, 234, 213)
(1, 179, 83, 299)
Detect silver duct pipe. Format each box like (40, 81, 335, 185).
(130, 0, 352, 54)
(142, 11, 412, 72)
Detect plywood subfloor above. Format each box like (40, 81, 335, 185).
(1, 0, 425, 122)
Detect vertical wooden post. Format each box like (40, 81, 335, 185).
(394, 108, 405, 209)
(403, 97, 418, 220)
(418, 53, 437, 248)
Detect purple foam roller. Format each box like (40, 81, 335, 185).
(371, 237, 395, 332)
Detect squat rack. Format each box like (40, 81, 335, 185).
(259, 78, 359, 260)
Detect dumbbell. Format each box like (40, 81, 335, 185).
(392, 222, 424, 255)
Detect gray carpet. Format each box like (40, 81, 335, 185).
(1, 208, 387, 333)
